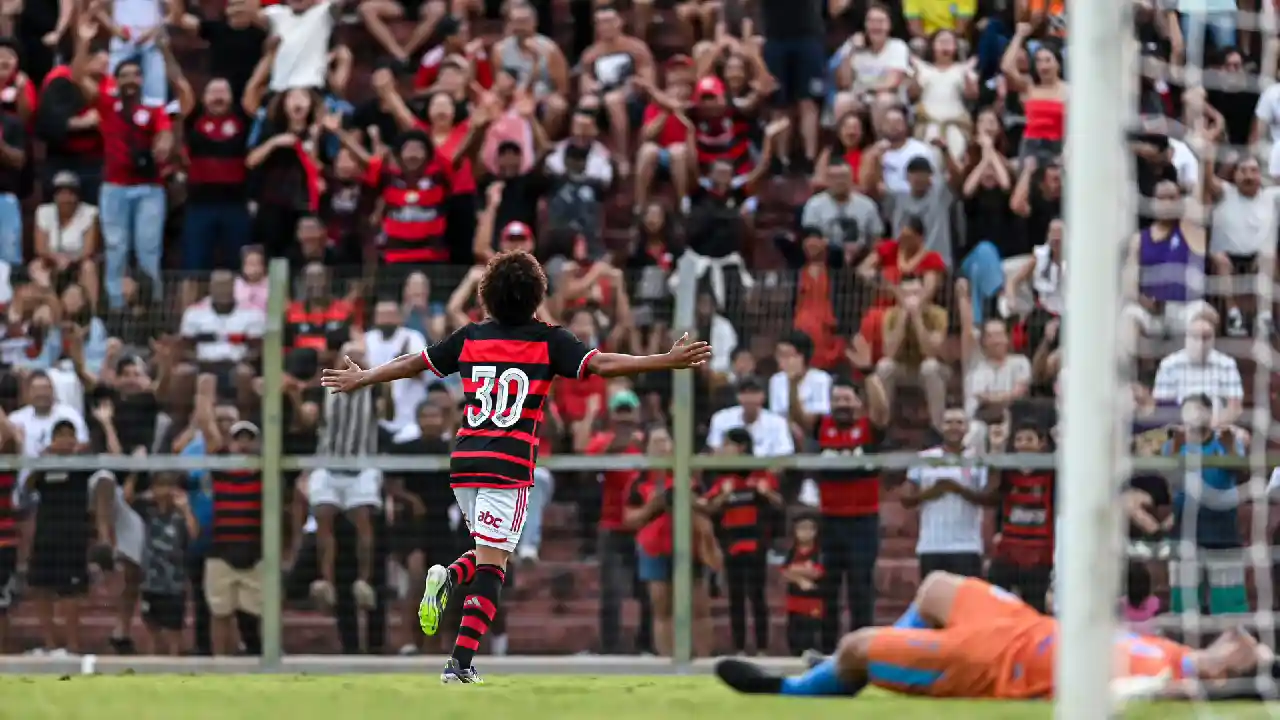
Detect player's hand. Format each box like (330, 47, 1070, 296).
(665, 332, 712, 370)
(320, 355, 368, 394)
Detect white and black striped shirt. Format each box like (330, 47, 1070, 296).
(318, 387, 378, 458)
(906, 447, 986, 555)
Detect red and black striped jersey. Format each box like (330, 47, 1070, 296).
(422, 320, 597, 489)
(0, 470, 17, 548)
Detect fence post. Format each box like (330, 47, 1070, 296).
(260, 258, 289, 669)
(670, 253, 698, 670)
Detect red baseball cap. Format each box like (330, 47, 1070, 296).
(501, 221, 534, 241)
(695, 75, 725, 100)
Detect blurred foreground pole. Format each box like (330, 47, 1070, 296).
(261, 258, 289, 669)
(670, 253, 698, 670)
(1056, 0, 1130, 715)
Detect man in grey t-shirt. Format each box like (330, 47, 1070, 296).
(800, 159, 883, 247)
(139, 476, 196, 654)
(889, 155, 959, 267)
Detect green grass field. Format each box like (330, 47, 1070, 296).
(0, 675, 1271, 720)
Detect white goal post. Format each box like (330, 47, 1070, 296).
(1056, 0, 1133, 716)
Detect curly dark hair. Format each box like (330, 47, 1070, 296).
(478, 250, 547, 326)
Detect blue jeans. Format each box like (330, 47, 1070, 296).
(1181, 12, 1237, 64)
(0, 193, 21, 265)
(109, 39, 168, 105)
(517, 468, 555, 555)
(100, 183, 165, 308)
(960, 241, 1007, 324)
(182, 201, 252, 270)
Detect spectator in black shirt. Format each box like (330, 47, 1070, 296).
(173, 2, 268, 101)
(387, 401, 456, 653)
(960, 132, 1016, 322)
(1009, 155, 1060, 254)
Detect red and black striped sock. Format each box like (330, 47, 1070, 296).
(447, 550, 478, 586)
(451, 564, 505, 667)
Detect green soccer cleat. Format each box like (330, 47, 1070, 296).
(419, 565, 452, 636)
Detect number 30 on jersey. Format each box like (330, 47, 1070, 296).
(466, 365, 531, 429)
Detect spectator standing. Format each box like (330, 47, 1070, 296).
(10, 371, 90, 456)
(704, 428, 782, 655)
(811, 375, 889, 652)
(986, 422, 1056, 613)
(364, 300, 430, 434)
(135, 473, 198, 656)
(309, 371, 380, 616)
(756, 0, 824, 170)
(833, 5, 912, 121)
(172, 0, 268, 101)
(0, 410, 17, 653)
(900, 405, 987, 578)
(780, 513, 823, 655)
(194, 373, 264, 656)
(178, 76, 253, 296)
(262, 0, 341, 92)
(110, 0, 169, 104)
(0, 91, 24, 266)
(1165, 395, 1249, 615)
(1000, 22, 1066, 159)
(586, 399, 652, 654)
(37, 45, 108, 204)
(71, 19, 174, 309)
(883, 147, 963, 268)
(20, 421, 97, 655)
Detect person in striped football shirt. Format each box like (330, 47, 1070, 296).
(322, 249, 712, 683)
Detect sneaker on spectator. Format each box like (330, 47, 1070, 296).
(310, 579, 336, 608)
(353, 579, 378, 610)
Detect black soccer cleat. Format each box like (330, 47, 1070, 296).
(441, 657, 483, 684)
(715, 658, 785, 695)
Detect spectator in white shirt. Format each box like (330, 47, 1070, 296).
(9, 371, 90, 457)
(768, 332, 832, 441)
(1152, 316, 1244, 427)
(262, 0, 344, 91)
(111, 0, 169, 104)
(707, 376, 794, 457)
(364, 299, 430, 434)
(179, 270, 266, 371)
(900, 405, 987, 579)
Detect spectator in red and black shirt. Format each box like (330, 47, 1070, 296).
(71, 20, 175, 309)
(584, 389, 651, 654)
(0, 409, 20, 653)
(780, 513, 824, 656)
(193, 373, 264, 657)
(0, 99, 25, 267)
(36, 48, 109, 204)
(178, 76, 252, 277)
(704, 427, 782, 655)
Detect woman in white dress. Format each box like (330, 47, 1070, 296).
(33, 171, 100, 310)
(832, 5, 911, 121)
(908, 30, 978, 163)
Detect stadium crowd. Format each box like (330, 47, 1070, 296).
(0, 0, 1274, 660)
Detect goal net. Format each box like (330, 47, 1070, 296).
(1067, 0, 1280, 714)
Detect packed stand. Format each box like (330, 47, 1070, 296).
(0, 0, 1270, 659)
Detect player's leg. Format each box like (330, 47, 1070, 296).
(344, 470, 383, 611)
(718, 626, 877, 697)
(420, 489, 480, 636)
(894, 570, 1041, 631)
(443, 486, 529, 682)
(308, 470, 342, 607)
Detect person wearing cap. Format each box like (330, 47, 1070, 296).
(471, 167, 538, 264)
(33, 170, 100, 302)
(195, 371, 266, 656)
(707, 375, 795, 457)
(583, 386, 652, 653)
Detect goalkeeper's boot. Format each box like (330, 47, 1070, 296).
(441, 657, 484, 684)
(419, 565, 453, 636)
(715, 658, 783, 695)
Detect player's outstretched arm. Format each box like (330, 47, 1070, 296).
(586, 332, 712, 378)
(320, 353, 428, 393)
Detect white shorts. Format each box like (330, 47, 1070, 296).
(453, 486, 532, 553)
(309, 469, 383, 511)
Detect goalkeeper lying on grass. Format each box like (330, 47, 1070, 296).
(717, 572, 1276, 702)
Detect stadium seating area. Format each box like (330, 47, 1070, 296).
(1, 0, 1277, 657)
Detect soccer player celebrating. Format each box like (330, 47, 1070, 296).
(321, 250, 712, 683)
(716, 571, 1274, 701)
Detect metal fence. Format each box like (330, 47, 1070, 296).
(3, 255, 1279, 670)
